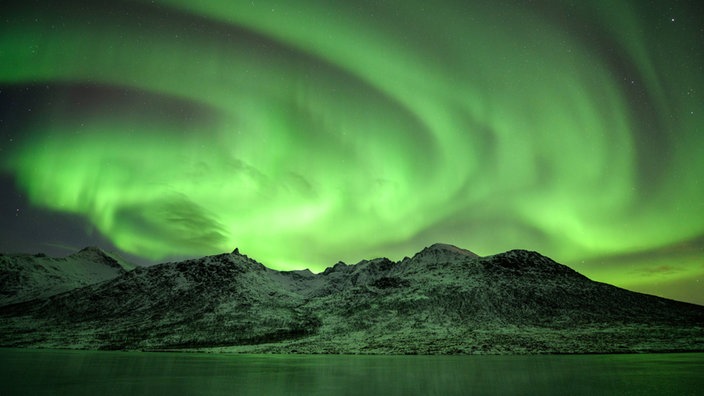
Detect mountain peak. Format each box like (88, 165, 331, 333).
(70, 246, 112, 262)
(0, 246, 131, 307)
(230, 247, 252, 260)
(69, 247, 132, 271)
(484, 249, 583, 277)
(415, 243, 479, 258)
(75, 246, 107, 255)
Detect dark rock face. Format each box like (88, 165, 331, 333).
(0, 244, 702, 354)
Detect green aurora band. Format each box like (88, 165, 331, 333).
(1, 1, 702, 303)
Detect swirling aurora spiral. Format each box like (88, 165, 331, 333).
(1, 1, 702, 303)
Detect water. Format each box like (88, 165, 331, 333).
(1, 349, 702, 395)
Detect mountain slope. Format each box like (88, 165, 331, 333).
(0, 244, 702, 354)
(0, 247, 133, 307)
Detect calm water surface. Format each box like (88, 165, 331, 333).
(0, 349, 702, 395)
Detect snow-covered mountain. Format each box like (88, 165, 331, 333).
(0, 247, 133, 307)
(0, 243, 702, 354)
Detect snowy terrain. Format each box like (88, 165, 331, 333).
(0, 247, 133, 307)
(0, 243, 702, 354)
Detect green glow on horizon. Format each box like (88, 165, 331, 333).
(1, 1, 702, 302)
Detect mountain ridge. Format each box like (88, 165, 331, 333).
(0, 243, 702, 354)
(0, 246, 133, 307)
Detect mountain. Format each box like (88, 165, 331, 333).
(0, 244, 702, 354)
(0, 247, 133, 307)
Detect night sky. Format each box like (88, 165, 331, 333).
(1, 1, 702, 304)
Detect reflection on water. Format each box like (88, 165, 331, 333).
(0, 349, 702, 395)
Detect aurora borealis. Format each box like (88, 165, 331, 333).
(1, 1, 702, 304)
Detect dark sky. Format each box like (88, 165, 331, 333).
(1, 0, 703, 304)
